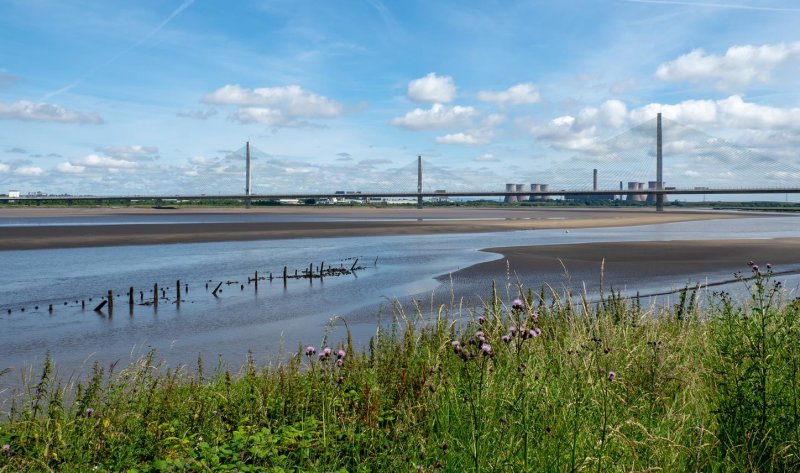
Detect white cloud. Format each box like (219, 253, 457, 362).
(655, 42, 800, 90)
(609, 78, 636, 95)
(407, 73, 456, 103)
(477, 83, 540, 106)
(229, 107, 293, 126)
(56, 162, 86, 174)
(96, 145, 159, 160)
(630, 95, 800, 130)
(0, 163, 9, 173)
(14, 166, 45, 176)
(75, 154, 138, 169)
(0, 100, 103, 124)
(391, 103, 478, 130)
(204, 84, 343, 118)
(436, 132, 489, 145)
(474, 154, 497, 162)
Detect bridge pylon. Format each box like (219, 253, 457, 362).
(656, 113, 664, 212)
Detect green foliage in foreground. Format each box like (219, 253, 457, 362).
(2, 267, 800, 472)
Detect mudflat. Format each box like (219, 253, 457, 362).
(0, 206, 746, 250)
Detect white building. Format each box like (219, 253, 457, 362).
(8, 190, 20, 199)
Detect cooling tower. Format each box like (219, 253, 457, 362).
(539, 184, 550, 201)
(626, 182, 638, 202)
(646, 181, 658, 203)
(530, 183, 541, 201)
(626, 182, 646, 202)
(636, 182, 646, 202)
(504, 183, 517, 203)
(516, 184, 528, 202)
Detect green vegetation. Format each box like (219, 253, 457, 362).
(2, 266, 800, 471)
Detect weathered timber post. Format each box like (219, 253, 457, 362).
(107, 290, 113, 315)
(254, 271, 258, 290)
(154, 283, 158, 307)
(176, 280, 181, 306)
(283, 266, 288, 287)
(129, 287, 134, 308)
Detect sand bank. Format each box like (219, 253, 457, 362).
(0, 207, 747, 250)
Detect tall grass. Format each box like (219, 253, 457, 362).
(1, 264, 799, 472)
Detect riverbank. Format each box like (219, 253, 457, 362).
(0, 207, 747, 250)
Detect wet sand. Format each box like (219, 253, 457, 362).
(0, 207, 746, 250)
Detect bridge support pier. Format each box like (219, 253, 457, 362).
(417, 155, 423, 209)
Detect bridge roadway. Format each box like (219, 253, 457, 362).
(1, 188, 800, 203)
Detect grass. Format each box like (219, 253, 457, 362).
(1, 265, 799, 471)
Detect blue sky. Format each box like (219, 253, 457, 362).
(2, 0, 800, 195)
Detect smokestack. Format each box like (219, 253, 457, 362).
(593, 169, 598, 191)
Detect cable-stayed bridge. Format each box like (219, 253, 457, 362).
(3, 114, 799, 209)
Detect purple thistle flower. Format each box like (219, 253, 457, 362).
(766, 263, 772, 271)
(319, 353, 327, 361)
(337, 349, 346, 360)
(501, 335, 511, 344)
(752, 265, 759, 272)
(509, 326, 517, 335)
(512, 298, 523, 310)
(748, 260, 754, 267)
(607, 371, 616, 381)
(529, 329, 538, 338)
(2, 444, 9, 454)
(481, 343, 492, 355)
(306, 346, 316, 356)
(323, 347, 332, 356)
(452, 340, 462, 354)
(85, 407, 94, 416)
(478, 316, 486, 325)
(336, 359, 344, 367)
(534, 327, 542, 337)
(530, 311, 538, 323)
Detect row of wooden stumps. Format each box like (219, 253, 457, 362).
(94, 280, 187, 316)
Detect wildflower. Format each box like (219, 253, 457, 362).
(337, 349, 346, 360)
(512, 298, 523, 310)
(752, 264, 759, 273)
(748, 260, 754, 267)
(509, 326, 517, 335)
(323, 347, 332, 356)
(478, 316, 486, 325)
(336, 359, 344, 367)
(607, 371, 616, 381)
(529, 329, 538, 338)
(533, 327, 542, 337)
(475, 331, 486, 343)
(451, 341, 462, 354)
(530, 310, 538, 322)
(85, 407, 94, 417)
(501, 335, 511, 344)
(2, 444, 9, 454)
(306, 346, 316, 356)
(318, 353, 327, 361)
(197, 436, 203, 443)
(481, 343, 492, 355)
(766, 263, 772, 271)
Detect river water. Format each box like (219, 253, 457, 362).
(1, 213, 798, 382)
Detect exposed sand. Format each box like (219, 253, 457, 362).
(0, 206, 749, 250)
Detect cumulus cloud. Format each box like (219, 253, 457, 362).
(14, 166, 45, 176)
(177, 109, 218, 120)
(0, 163, 9, 173)
(391, 103, 478, 130)
(477, 83, 540, 106)
(407, 73, 456, 103)
(436, 132, 489, 145)
(474, 154, 498, 162)
(56, 162, 86, 174)
(74, 154, 138, 169)
(0, 100, 103, 124)
(204, 84, 343, 125)
(655, 42, 800, 90)
(95, 145, 159, 161)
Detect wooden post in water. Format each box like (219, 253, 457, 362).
(154, 283, 158, 307)
(107, 290, 113, 315)
(176, 280, 181, 306)
(212, 282, 223, 297)
(320, 262, 324, 280)
(129, 287, 134, 308)
(283, 266, 288, 288)
(254, 271, 258, 290)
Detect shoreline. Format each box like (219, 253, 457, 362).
(0, 207, 753, 250)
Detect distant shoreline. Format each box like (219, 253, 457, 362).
(0, 207, 751, 251)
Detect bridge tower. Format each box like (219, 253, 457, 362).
(245, 141, 252, 209)
(656, 113, 664, 212)
(417, 155, 423, 209)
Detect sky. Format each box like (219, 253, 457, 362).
(1, 0, 800, 196)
